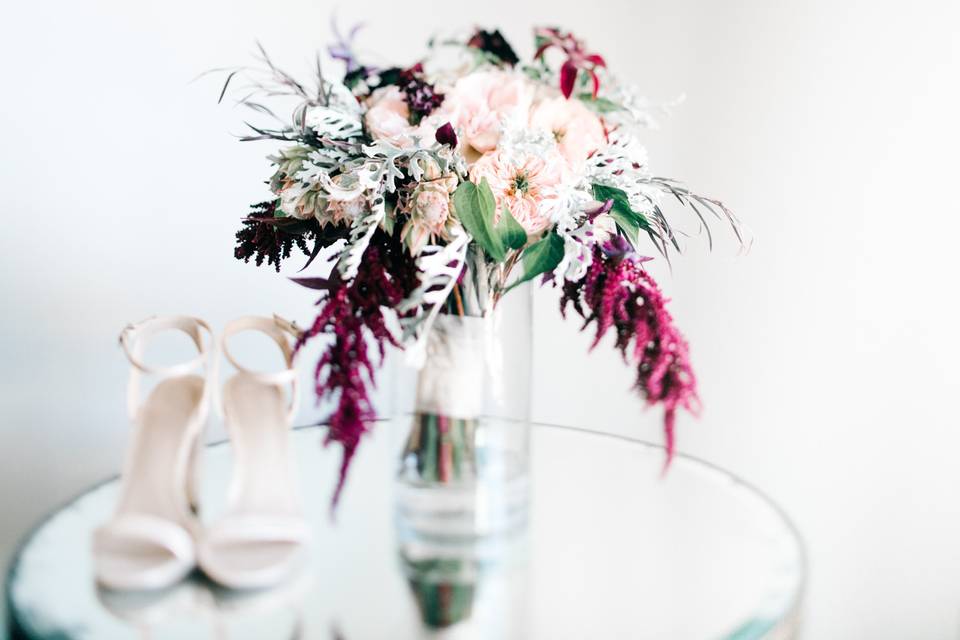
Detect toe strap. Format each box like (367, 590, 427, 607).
(93, 515, 195, 589)
(197, 514, 310, 589)
(201, 514, 311, 548)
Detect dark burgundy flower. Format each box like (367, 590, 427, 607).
(398, 64, 445, 123)
(558, 247, 699, 467)
(533, 26, 607, 99)
(234, 201, 350, 273)
(466, 28, 520, 66)
(234, 201, 314, 272)
(435, 122, 458, 147)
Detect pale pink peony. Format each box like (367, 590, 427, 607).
(403, 185, 454, 255)
(469, 149, 570, 235)
(364, 86, 445, 148)
(279, 172, 367, 226)
(446, 71, 535, 154)
(279, 182, 365, 226)
(324, 194, 367, 226)
(529, 96, 606, 168)
(412, 188, 450, 232)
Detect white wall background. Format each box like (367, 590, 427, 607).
(2, 0, 959, 637)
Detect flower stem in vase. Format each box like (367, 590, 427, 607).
(403, 413, 479, 485)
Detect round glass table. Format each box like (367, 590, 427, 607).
(5, 421, 804, 639)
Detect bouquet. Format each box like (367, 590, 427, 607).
(220, 24, 746, 501)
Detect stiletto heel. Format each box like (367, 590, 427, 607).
(93, 316, 213, 591)
(186, 436, 203, 516)
(197, 315, 310, 589)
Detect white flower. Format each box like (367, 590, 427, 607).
(587, 130, 661, 215)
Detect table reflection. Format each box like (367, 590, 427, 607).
(7, 423, 804, 639)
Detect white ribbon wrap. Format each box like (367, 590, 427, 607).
(414, 315, 489, 419)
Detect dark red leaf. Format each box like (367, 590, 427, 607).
(560, 60, 578, 99)
(586, 54, 607, 67)
(299, 236, 325, 272)
(590, 70, 600, 98)
(289, 276, 333, 290)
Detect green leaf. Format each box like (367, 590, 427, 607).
(495, 205, 527, 251)
(577, 93, 624, 113)
(591, 183, 653, 246)
(381, 210, 395, 236)
(609, 208, 641, 243)
(453, 179, 505, 261)
(510, 232, 565, 290)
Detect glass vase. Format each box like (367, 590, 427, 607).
(394, 268, 532, 542)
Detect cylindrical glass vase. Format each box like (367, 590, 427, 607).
(395, 280, 532, 541)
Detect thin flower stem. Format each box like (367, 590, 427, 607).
(493, 251, 521, 307)
(453, 284, 465, 317)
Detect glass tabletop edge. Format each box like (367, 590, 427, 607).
(4, 418, 807, 640)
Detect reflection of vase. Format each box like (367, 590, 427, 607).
(403, 555, 477, 629)
(396, 281, 532, 540)
(398, 523, 529, 637)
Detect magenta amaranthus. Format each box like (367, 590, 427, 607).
(294, 232, 419, 505)
(559, 245, 700, 465)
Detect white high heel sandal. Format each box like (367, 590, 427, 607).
(198, 315, 311, 589)
(94, 316, 214, 591)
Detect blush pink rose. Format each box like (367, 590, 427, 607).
(529, 97, 606, 168)
(364, 86, 445, 148)
(468, 149, 570, 235)
(447, 71, 535, 154)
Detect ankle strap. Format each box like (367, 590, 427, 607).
(220, 315, 302, 421)
(119, 316, 213, 421)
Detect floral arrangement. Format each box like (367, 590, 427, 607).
(219, 24, 745, 501)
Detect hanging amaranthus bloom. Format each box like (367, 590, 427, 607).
(559, 244, 700, 465)
(295, 232, 420, 506)
(533, 27, 607, 99)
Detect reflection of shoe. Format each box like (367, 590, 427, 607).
(98, 573, 313, 635)
(198, 316, 311, 589)
(202, 569, 313, 617)
(199, 572, 312, 639)
(94, 317, 213, 591)
(96, 580, 201, 627)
